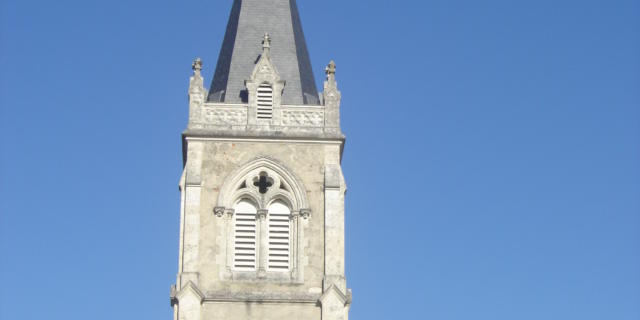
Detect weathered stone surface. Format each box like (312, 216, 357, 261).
(173, 138, 349, 319)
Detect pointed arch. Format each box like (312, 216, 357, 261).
(217, 157, 309, 212)
(217, 157, 309, 280)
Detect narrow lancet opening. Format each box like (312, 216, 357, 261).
(257, 83, 274, 120)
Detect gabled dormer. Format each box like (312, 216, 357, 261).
(245, 34, 286, 125)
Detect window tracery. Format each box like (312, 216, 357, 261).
(214, 158, 310, 282)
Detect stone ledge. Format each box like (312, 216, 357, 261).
(183, 128, 345, 141)
(203, 291, 321, 304)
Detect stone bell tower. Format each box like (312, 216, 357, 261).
(170, 1, 351, 319)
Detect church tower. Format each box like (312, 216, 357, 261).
(170, 1, 350, 319)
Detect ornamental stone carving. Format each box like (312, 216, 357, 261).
(214, 207, 225, 218)
(185, 52, 343, 134)
(202, 107, 247, 125)
(300, 208, 311, 220)
(257, 209, 268, 220)
(282, 110, 324, 127)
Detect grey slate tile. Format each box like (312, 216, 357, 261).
(207, 0, 320, 105)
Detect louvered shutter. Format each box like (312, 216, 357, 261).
(234, 200, 257, 270)
(267, 201, 291, 271)
(257, 84, 273, 119)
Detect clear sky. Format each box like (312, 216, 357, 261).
(1, 0, 638, 319)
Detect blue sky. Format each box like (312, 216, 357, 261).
(1, 0, 638, 319)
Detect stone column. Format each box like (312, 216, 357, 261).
(258, 209, 269, 277)
(290, 211, 299, 280)
(224, 208, 235, 277)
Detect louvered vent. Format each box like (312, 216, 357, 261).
(257, 84, 273, 119)
(267, 201, 291, 271)
(234, 200, 257, 270)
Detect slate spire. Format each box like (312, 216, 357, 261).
(208, 0, 320, 105)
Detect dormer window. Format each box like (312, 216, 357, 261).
(245, 35, 285, 125)
(257, 83, 273, 120)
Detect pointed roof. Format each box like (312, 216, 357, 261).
(208, 0, 320, 105)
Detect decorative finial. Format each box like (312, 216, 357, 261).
(192, 57, 203, 74)
(189, 57, 205, 97)
(322, 59, 341, 127)
(325, 60, 336, 75)
(262, 33, 271, 57)
(262, 33, 271, 49)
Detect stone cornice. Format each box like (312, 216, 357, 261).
(183, 131, 346, 162)
(202, 291, 321, 304)
(182, 128, 345, 141)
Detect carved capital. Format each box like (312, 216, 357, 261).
(214, 206, 225, 218)
(300, 208, 311, 220)
(290, 211, 300, 221)
(225, 208, 235, 218)
(258, 267, 267, 279)
(257, 209, 268, 220)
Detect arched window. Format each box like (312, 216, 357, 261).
(233, 200, 257, 270)
(267, 201, 291, 271)
(256, 83, 273, 119)
(216, 158, 311, 281)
